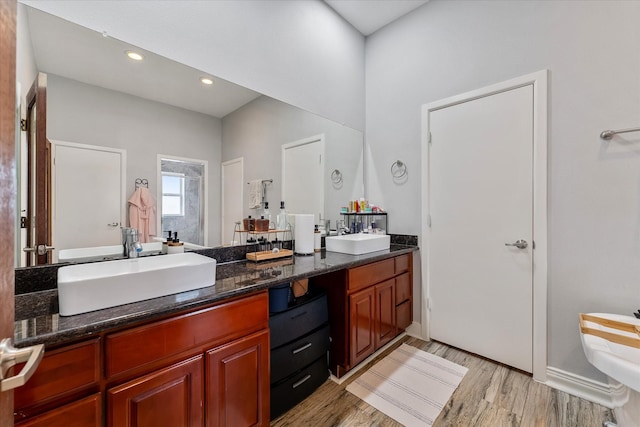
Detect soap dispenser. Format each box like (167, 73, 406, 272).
(314, 225, 321, 252)
(162, 230, 172, 254)
(167, 231, 184, 254)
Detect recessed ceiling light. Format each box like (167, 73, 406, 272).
(126, 51, 144, 61)
(200, 77, 214, 86)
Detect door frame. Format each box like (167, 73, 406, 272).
(421, 70, 548, 382)
(221, 157, 243, 245)
(25, 72, 49, 265)
(51, 140, 126, 261)
(1, 0, 16, 423)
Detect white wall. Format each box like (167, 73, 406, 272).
(21, 0, 366, 132)
(46, 74, 222, 246)
(222, 96, 363, 226)
(365, 0, 640, 382)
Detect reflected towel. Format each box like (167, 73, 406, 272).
(128, 187, 156, 243)
(249, 179, 262, 209)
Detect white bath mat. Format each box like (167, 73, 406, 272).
(346, 343, 468, 426)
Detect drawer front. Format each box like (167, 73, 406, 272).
(16, 393, 102, 427)
(271, 324, 330, 384)
(395, 254, 410, 275)
(270, 294, 328, 349)
(347, 258, 395, 292)
(396, 300, 412, 331)
(270, 356, 329, 420)
(15, 339, 100, 413)
(106, 291, 268, 378)
(395, 272, 411, 304)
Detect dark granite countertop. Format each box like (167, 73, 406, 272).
(14, 245, 417, 348)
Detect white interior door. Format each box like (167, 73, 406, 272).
(52, 141, 125, 260)
(221, 157, 243, 245)
(282, 135, 324, 221)
(427, 85, 534, 373)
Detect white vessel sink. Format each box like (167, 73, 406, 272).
(579, 313, 640, 392)
(57, 253, 216, 316)
(325, 233, 390, 255)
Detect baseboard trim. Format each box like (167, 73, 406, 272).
(546, 366, 623, 409)
(405, 321, 423, 339)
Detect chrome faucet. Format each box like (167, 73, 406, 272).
(122, 227, 143, 258)
(336, 219, 349, 236)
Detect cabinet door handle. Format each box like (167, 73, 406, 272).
(0, 338, 45, 392)
(292, 374, 312, 389)
(292, 342, 312, 355)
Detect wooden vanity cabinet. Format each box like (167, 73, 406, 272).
(314, 253, 413, 378)
(206, 329, 269, 427)
(105, 291, 270, 427)
(16, 393, 102, 427)
(14, 339, 101, 425)
(108, 355, 204, 427)
(15, 291, 270, 427)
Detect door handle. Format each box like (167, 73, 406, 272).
(23, 245, 55, 255)
(107, 222, 120, 227)
(505, 240, 528, 249)
(0, 338, 44, 392)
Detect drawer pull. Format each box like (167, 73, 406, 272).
(292, 374, 312, 389)
(292, 343, 312, 355)
(290, 311, 307, 320)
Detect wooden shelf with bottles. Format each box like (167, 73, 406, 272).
(232, 222, 294, 262)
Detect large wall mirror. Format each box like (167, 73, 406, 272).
(15, 4, 364, 267)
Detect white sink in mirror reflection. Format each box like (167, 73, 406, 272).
(580, 313, 640, 392)
(57, 253, 216, 316)
(57, 240, 207, 263)
(325, 233, 390, 255)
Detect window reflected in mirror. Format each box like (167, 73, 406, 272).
(158, 157, 208, 246)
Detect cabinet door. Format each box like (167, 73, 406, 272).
(16, 393, 102, 427)
(395, 272, 411, 304)
(375, 279, 396, 349)
(108, 355, 204, 427)
(349, 287, 375, 366)
(206, 329, 269, 427)
(396, 300, 412, 331)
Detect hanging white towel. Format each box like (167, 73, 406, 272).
(249, 179, 263, 209)
(128, 187, 157, 243)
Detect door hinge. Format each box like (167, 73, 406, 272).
(20, 216, 28, 229)
(428, 132, 432, 144)
(427, 214, 431, 227)
(427, 298, 432, 311)
(532, 240, 536, 250)
(20, 119, 27, 132)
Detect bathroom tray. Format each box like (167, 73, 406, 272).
(579, 313, 640, 349)
(246, 258, 293, 270)
(246, 249, 293, 262)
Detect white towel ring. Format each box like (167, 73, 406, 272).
(331, 169, 343, 184)
(391, 160, 407, 178)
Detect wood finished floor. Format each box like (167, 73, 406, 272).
(271, 336, 616, 427)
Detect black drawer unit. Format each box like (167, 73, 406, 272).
(270, 291, 329, 348)
(270, 355, 330, 419)
(271, 324, 330, 384)
(269, 290, 330, 419)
